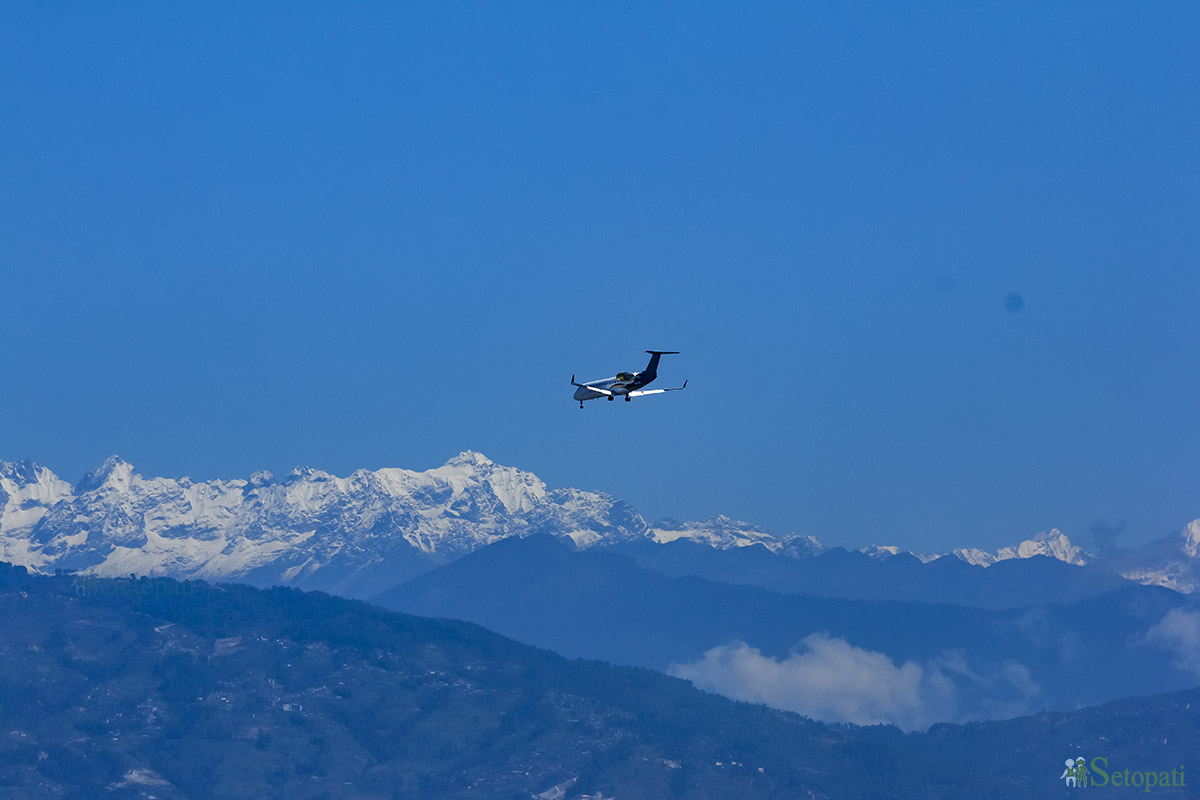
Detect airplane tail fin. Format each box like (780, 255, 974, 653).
(643, 350, 680, 379)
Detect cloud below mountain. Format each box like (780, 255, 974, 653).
(670, 634, 1040, 732)
(1143, 609, 1200, 678)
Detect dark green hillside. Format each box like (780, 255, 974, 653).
(914, 688, 1200, 798)
(0, 562, 930, 800)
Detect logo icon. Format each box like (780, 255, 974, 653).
(1061, 757, 1090, 788)
(1060, 755, 1186, 791)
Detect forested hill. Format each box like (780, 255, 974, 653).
(0, 562, 913, 799)
(1, 563, 1195, 799)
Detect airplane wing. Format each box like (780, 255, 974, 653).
(572, 375, 616, 396)
(628, 380, 687, 398)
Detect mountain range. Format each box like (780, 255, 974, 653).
(376, 533, 1200, 731)
(3, 452, 1199, 599)
(8, 450, 1198, 735)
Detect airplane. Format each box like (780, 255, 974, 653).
(571, 350, 687, 408)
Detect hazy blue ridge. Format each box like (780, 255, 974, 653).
(375, 535, 1200, 724)
(608, 537, 1133, 609)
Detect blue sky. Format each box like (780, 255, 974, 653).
(2, 2, 1198, 553)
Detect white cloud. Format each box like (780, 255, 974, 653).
(1144, 608, 1200, 678)
(669, 633, 1039, 732)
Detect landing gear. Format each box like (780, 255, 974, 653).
(607, 395, 614, 401)
(625, 395, 631, 402)
(579, 401, 584, 409)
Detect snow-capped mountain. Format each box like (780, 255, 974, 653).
(645, 515, 826, 559)
(3, 452, 1199, 597)
(858, 544, 941, 563)
(0, 460, 73, 566)
(0, 452, 646, 597)
(949, 525, 1200, 593)
(1115, 519, 1200, 594)
(651, 515, 790, 551)
(1186, 519, 1200, 559)
(952, 529, 1087, 567)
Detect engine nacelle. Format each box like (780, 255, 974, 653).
(615, 371, 634, 382)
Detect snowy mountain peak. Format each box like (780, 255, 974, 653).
(445, 451, 494, 468)
(860, 544, 902, 560)
(0, 461, 74, 564)
(1116, 520, 1200, 594)
(248, 470, 275, 487)
(649, 515, 784, 551)
(1001, 529, 1085, 565)
(75, 455, 136, 493)
(1183, 519, 1200, 559)
(0, 459, 43, 485)
(954, 529, 1086, 567)
(283, 465, 335, 483)
(780, 533, 825, 558)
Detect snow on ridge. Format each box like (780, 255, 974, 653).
(1, 452, 791, 586)
(857, 545, 941, 563)
(649, 514, 783, 551)
(947, 521, 1200, 593)
(1119, 565, 1200, 594)
(1184, 519, 1200, 559)
(953, 547, 996, 567)
(6, 453, 1200, 595)
(0, 460, 73, 535)
(859, 544, 901, 560)
(444, 450, 493, 468)
(1113, 518, 1200, 593)
(997, 529, 1085, 564)
(952, 529, 1086, 567)
(645, 516, 828, 557)
(75, 454, 137, 493)
(780, 533, 825, 558)
(0, 452, 649, 584)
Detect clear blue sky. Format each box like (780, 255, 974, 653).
(3, 2, 1198, 553)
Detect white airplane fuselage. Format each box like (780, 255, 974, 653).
(572, 374, 645, 402)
